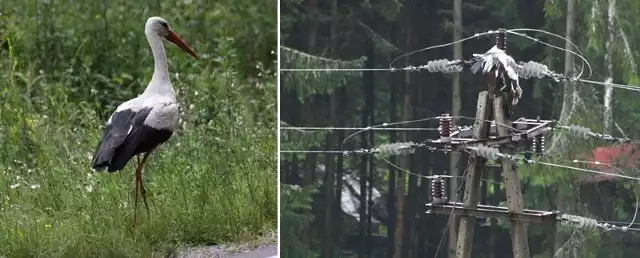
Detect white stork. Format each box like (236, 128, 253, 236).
(91, 16, 198, 225)
(470, 45, 523, 117)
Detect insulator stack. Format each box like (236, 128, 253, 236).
(496, 28, 507, 51)
(532, 134, 545, 155)
(431, 176, 447, 204)
(537, 134, 545, 154)
(439, 113, 452, 143)
(531, 138, 536, 153)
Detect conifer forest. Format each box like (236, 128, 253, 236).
(280, 0, 640, 257)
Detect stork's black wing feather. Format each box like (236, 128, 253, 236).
(91, 107, 153, 172)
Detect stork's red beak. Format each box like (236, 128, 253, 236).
(166, 30, 199, 59)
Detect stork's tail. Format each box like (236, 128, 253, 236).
(91, 134, 124, 172)
(91, 145, 112, 172)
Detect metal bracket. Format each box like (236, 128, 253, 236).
(426, 202, 561, 224)
(427, 118, 556, 151)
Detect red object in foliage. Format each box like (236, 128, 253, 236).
(576, 143, 640, 184)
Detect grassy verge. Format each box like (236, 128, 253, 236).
(0, 38, 277, 257)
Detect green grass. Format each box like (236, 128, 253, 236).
(0, 0, 276, 255)
(0, 39, 277, 258)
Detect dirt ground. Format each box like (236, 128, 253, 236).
(171, 232, 277, 258)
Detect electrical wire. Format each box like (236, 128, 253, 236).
(281, 126, 440, 132)
(389, 30, 499, 69)
(547, 157, 640, 229)
(432, 160, 473, 258)
(467, 145, 640, 231)
(472, 147, 640, 182)
(339, 115, 525, 154)
(535, 161, 640, 182)
(496, 150, 640, 232)
(576, 78, 640, 93)
(281, 27, 640, 97)
(599, 220, 640, 225)
(505, 29, 640, 93)
(552, 229, 577, 258)
(280, 68, 395, 72)
(375, 154, 501, 185)
(281, 26, 640, 239)
(433, 201, 453, 258)
(505, 28, 591, 79)
(340, 116, 442, 151)
(280, 150, 350, 154)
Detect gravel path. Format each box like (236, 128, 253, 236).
(174, 244, 277, 258)
(173, 232, 277, 258)
(227, 246, 277, 257)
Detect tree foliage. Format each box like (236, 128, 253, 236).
(281, 184, 320, 258)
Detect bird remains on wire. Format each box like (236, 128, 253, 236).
(91, 16, 198, 226)
(470, 45, 523, 115)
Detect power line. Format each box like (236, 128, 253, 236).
(577, 78, 640, 92)
(281, 67, 640, 93)
(599, 220, 640, 226)
(338, 115, 523, 152)
(535, 161, 640, 182)
(505, 29, 591, 79)
(388, 30, 499, 69)
(280, 148, 640, 181)
(281, 27, 640, 95)
(281, 126, 440, 131)
(280, 68, 394, 72)
(543, 158, 640, 230)
(280, 150, 348, 154)
(432, 160, 473, 258)
(281, 26, 640, 247)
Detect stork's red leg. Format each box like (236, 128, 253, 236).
(132, 155, 141, 226)
(132, 154, 149, 226)
(138, 151, 153, 215)
(131, 151, 154, 227)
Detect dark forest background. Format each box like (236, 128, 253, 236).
(280, 0, 640, 257)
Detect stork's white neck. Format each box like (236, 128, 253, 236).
(142, 31, 175, 97)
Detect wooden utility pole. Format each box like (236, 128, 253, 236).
(448, 0, 463, 256)
(493, 30, 530, 258)
(454, 91, 491, 258)
(454, 29, 530, 258)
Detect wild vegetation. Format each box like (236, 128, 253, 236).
(280, 0, 640, 257)
(0, 0, 276, 257)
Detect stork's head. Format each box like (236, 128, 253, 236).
(145, 16, 199, 59)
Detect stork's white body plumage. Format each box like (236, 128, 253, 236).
(90, 16, 198, 225)
(107, 16, 181, 133)
(109, 94, 180, 132)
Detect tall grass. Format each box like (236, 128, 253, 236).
(0, 0, 276, 257)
